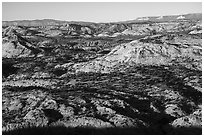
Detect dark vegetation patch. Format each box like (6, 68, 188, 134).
(2, 62, 19, 77)
(52, 69, 67, 76)
(4, 86, 48, 92)
(2, 64, 202, 135)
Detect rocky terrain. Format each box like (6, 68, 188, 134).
(2, 13, 202, 135)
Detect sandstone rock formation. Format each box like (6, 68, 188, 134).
(2, 13, 202, 135)
(72, 34, 201, 73)
(2, 26, 42, 58)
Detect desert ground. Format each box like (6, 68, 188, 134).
(2, 13, 202, 134)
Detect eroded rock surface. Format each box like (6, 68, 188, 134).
(2, 13, 202, 135)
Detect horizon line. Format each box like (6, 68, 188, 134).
(2, 12, 202, 24)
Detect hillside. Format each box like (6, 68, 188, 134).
(2, 13, 202, 135)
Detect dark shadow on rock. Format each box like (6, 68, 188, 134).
(4, 86, 48, 92)
(42, 109, 63, 125)
(2, 63, 19, 77)
(2, 125, 202, 135)
(135, 66, 202, 106)
(52, 69, 67, 76)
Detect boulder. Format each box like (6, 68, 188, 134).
(58, 104, 75, 117)
(171, 109, 202, 128)
(23, 109, 49, 126)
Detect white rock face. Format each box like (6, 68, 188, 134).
(111, 32, 123, 37)
(97, 33, 109, 37)
(137, 17, 149, 21)
(165, 104, 185, 117)
(122, 29, 139, 35)
(63, 116, 114, 128)
(2, 42, 32, 58)
(2, 79, 57, 89)
(2, 26, 41, 58)
(171, 109, 202, 128)
(157, 16, 163, 20)
(189, 30, 202, 34)
(23, 109, 49, 126)
(72, 38, 201, 73)
(177, 16, 185, 20)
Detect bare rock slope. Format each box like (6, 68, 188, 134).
(2, 13, 202, 135)
(2, 26, 41, 58)
(73, 34, 201, 73)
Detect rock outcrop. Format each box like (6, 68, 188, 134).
(2, 26, 42, 58)
(2, 13, 202, 135)
(72, 34, 201, 73)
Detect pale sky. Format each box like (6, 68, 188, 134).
(2, 2, 202, 22)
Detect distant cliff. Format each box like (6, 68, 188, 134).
(2, 13, 202, 27)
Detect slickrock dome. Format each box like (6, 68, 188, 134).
(73, 34, 201, 73)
